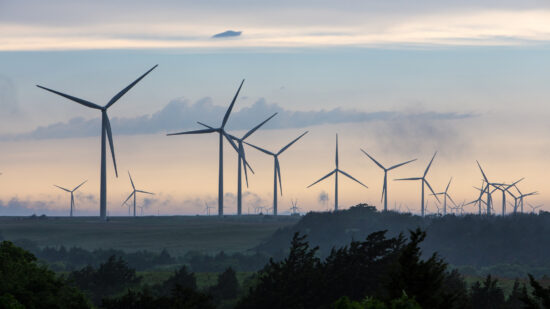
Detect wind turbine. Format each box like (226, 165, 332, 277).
(307, 134, 368, 211)
(466, 183, 487, 215)
(122, 171, 154, 217)
(246, 131, 308, 215)
(289, 199, 300, 215)
(53, 180, 87, 217)
(528, 203, 543, 214)
(431, 177, 457, 216)
(204, 202, 214, 216)
(360, 149, 416, 212)
(199, 113, 277, 215)
(491, 178, 523, 215)
(395, 152, 440, 216)
(476, 161, 496, 215)
(37, 65, 157, 219)
(516, 188, 538, 213)
(167, 80, 245, 216)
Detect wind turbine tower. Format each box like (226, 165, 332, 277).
(200, 113, 277, 215)
(122, 171, 154, 217)
(395, 152, 440, 217)
(360, 149, 416, 211)
(246, 131, 308, 215)
(307, 134, 368, 211)
(54, 180, 87, 217)
(37, 65, 157, 219)
(168, 80, 245, 216)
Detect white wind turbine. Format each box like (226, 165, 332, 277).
(54, 180, 87, 217)
(307, 134, 368, 211)
(37, 65, 157, 219)
(395, 152, 440, 216)
(122, 171, 154, 217)
(167, 80, 246, 216)
(246, 131, 308, 215)
(360, 149, 416, 212)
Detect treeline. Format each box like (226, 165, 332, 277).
(257, 204, 550, 276)
(8, 238, 269, 272)
(2, 231, 550, 308)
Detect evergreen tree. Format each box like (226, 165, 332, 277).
(0, 241, 90, 308)
(469, 275, 506, 309)
(208, 267, 240, 302)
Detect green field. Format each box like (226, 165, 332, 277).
(0, 215, 299, 256)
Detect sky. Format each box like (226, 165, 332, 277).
(0, 0, 549, 216)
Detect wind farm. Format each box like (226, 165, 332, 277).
(3, 2, 550, 308)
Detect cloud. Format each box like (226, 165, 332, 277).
(0, 76, 20, 117)
(0, 98, 474, 140)
(0, 197, 96, 216)
(212, 30, 242, 39)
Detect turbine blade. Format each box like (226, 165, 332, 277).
(505, 178, 524, 190)
(242, 113, 278, 140)
(307, 170, 336, 188)
(278, 131, 308, 155)
(54, 185, 71, 192)
(72, 180, 88, 192)
(423, 151, 437, 177)
(122, 192, 134, 206)
(447, 194, 458, 207)
(197, 121, 215, 129)
(105, 65, 157, 109)
(136, 190, 154, 195)
(167, 128, 217, 136)
(339, 169, 368, 188)
(128, 171, 135, 190)
(276, 159, 283, 195)
(388, 158, 417, 170)
(244, 141, 274, 156)
(476, 160, 489, 182)
(222, 79, 245, 128)
(395, 177, 422, 181)
(360, 149, 385, 170)
(36, 85, 102, 110)
(445, 177, 453, 193)
(424, 180, 440, 203)
(104, 113, 118, 177)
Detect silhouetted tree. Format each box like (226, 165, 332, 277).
(0, 241, 90, 308)
(69, 255, 141, 304)
(322, 230, 405, 302)
(469, 275, 506, 309)
(521, 274, 550, 309)
(505, 279, 525, 309)
(208, 267, 240, 302)
(385, 228, 468, 309)
(236, 232, 322, 309)
(155, 265, 197, 296)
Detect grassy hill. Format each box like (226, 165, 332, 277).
(0, 215, 299, 256)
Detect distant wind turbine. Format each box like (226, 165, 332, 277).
(37, 65, 157, 219)
(200, 113, 277, 215)
(395, 152, 440, 217)
(54, 180, 87, 217)
(307, 134, 368, 211)
(476, 161, 498, 215)
(246, 131, 308, 215)
(528, 203, 543, 214)
(167, 80, 245, 216)
(360, 149, 416, 212)
(491, 178, 523, 215)
(431, 177, 457, 216)
(122, 171, 154, 217)
(289, 199, 300, 215)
